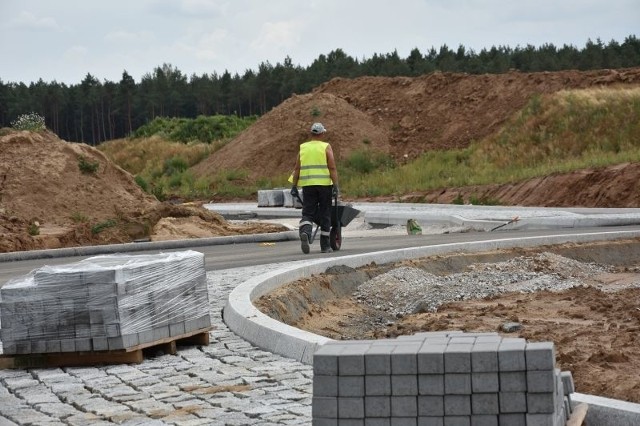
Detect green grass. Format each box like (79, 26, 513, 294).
(342, 86, 640, 198)
(102, 88, 640, 202)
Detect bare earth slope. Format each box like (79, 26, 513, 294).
(195, 67, 640, 197)
(0, 130, 285, 253)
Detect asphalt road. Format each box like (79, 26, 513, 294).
(2, 225, 640, 286)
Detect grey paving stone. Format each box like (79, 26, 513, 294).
(392, 374, 418, 396)
(365, 396, 391, 417)
(497, 339, 526, 372)
(418, 374, 444, 396)
(417, 344, 446, 374)
(417, 395, 444, 416)
(471, 372, 499, 393)
(527, 370, 555, 393)
(444, 344, 472, 373)
(444, 394, 471, 416)
(339, 376, 365, 397)
(471, 393, 499, 415)
(366, 375, 391, 396)
(445, 373, 471, 395)
(499, 371, 526, 392)
(525, 342, 555, 371)
(391, 396, 418, 417)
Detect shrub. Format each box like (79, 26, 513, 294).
(91, 219, 117, 235)
(78, 156, 99, 174)
(134, 175, 149, 192)
(28, 223, 40, 236)
(11, 113, 46, 131)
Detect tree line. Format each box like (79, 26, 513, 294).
(1, 35, 638, 145)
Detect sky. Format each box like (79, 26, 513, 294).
(1, 0, 638, 86)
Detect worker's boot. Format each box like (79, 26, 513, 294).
(320, 236, 332, 253)
(299, 224, 312, 254)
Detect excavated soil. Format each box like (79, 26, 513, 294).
(255, 239, 640, 403)
(0, 130, 286, 253)
(194, 67, 640, 208)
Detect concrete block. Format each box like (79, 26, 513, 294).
(391, 396, 418, 417)
(315, 343, 343, 375)
(313, 396, 338, 418)
(471, 342, 499, 372)
(418, 374, 444, 396)
(336, 420, 362, 426)
(417, 417, 443, 426)
(74, 338, 92, 352)
(314, 375, 338, 397)
(45, 339, 61, 353)
(365, 419, 390, 426)
(391, 418, 418, 426)
(470, 415, 498, 426)
(444, 344, 472, 373)
(560, 371, 575, 395)
(392, 342, 421, 375)
(499, 371, 526, 392)
(366, 344, 394, 375)
(339, 376, 365, 397)
(418, 343, 446, 374)
(498, 339, 526, 372)
(443, 416, 470, 426)
(525, 342, 555, 371)
(418, 395, 444, 416)
(445, 373, 471, 395)
(313, 419, 338, 426)
(365, 396, 391, 417)
(169, 321, 186, 337)
(366, 375, 391, 396)
(471, 393, 499, 415)
(92, 337, 108, 352)
(59, 339, 75, 352)
(524, 413, 555, 426)
(364, 417, 391, 426)
(526, 392, 555, 414)
(392, 374, 418, 396)
(497, 413, 525, 426)
(527, 370, 555, 393)
(471, 372, 499, 393)
(445, 395, 471, 416)
(338, 397, 365, 419)
(498, 392, 527, 413)
(340, 343, 370, 376)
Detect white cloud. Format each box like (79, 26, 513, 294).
(104, 30, 154, 44)
(250, 20, 303, 53)
(9, 11, 61, 31)
(63, 46, 88, 61)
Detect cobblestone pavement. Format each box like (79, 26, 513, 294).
(0, 261, 313, 426)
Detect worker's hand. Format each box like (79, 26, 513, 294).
(332, 185, 340, 197)
(290, 186, 299, 197)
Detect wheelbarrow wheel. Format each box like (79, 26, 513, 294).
(330, 226, 342, 251)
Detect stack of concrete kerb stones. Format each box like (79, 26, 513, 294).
(312, 331, 575, 426)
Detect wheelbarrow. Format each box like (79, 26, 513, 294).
(294, 192, 360, 251)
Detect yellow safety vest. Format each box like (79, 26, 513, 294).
(298, 141, 333, 186)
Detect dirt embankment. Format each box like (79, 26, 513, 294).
(0, 130, 286, 253)
(255, 239, 640, 403)
(194, 68, 640, 209)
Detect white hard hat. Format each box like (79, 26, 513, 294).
(311, 122, 326, 134)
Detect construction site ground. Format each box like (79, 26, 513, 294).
(1, 67, 640, 407)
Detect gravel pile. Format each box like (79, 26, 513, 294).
(353, 252, 615, 317)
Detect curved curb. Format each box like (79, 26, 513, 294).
(224, 229, 640, 424)
(224, 229, 640, 364)
(0, 230, 299, 262)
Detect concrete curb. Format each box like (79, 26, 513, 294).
(223, 229, 640, 425)
(0, 230, 299, 263)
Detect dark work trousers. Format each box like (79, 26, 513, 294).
(299, 185, 332, 239)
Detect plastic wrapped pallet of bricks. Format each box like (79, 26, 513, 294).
(0, 250, 212, 355)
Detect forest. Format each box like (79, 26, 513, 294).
(1, 35, 639, 145)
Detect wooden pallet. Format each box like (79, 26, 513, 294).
(0, 328, 211, 369)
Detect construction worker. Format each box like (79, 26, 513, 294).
(290, 122, 339, 254)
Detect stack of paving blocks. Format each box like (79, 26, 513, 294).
(258, 188, 303, 208)
(0, 250, 212, 355)
(312, 331, 575, 426)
